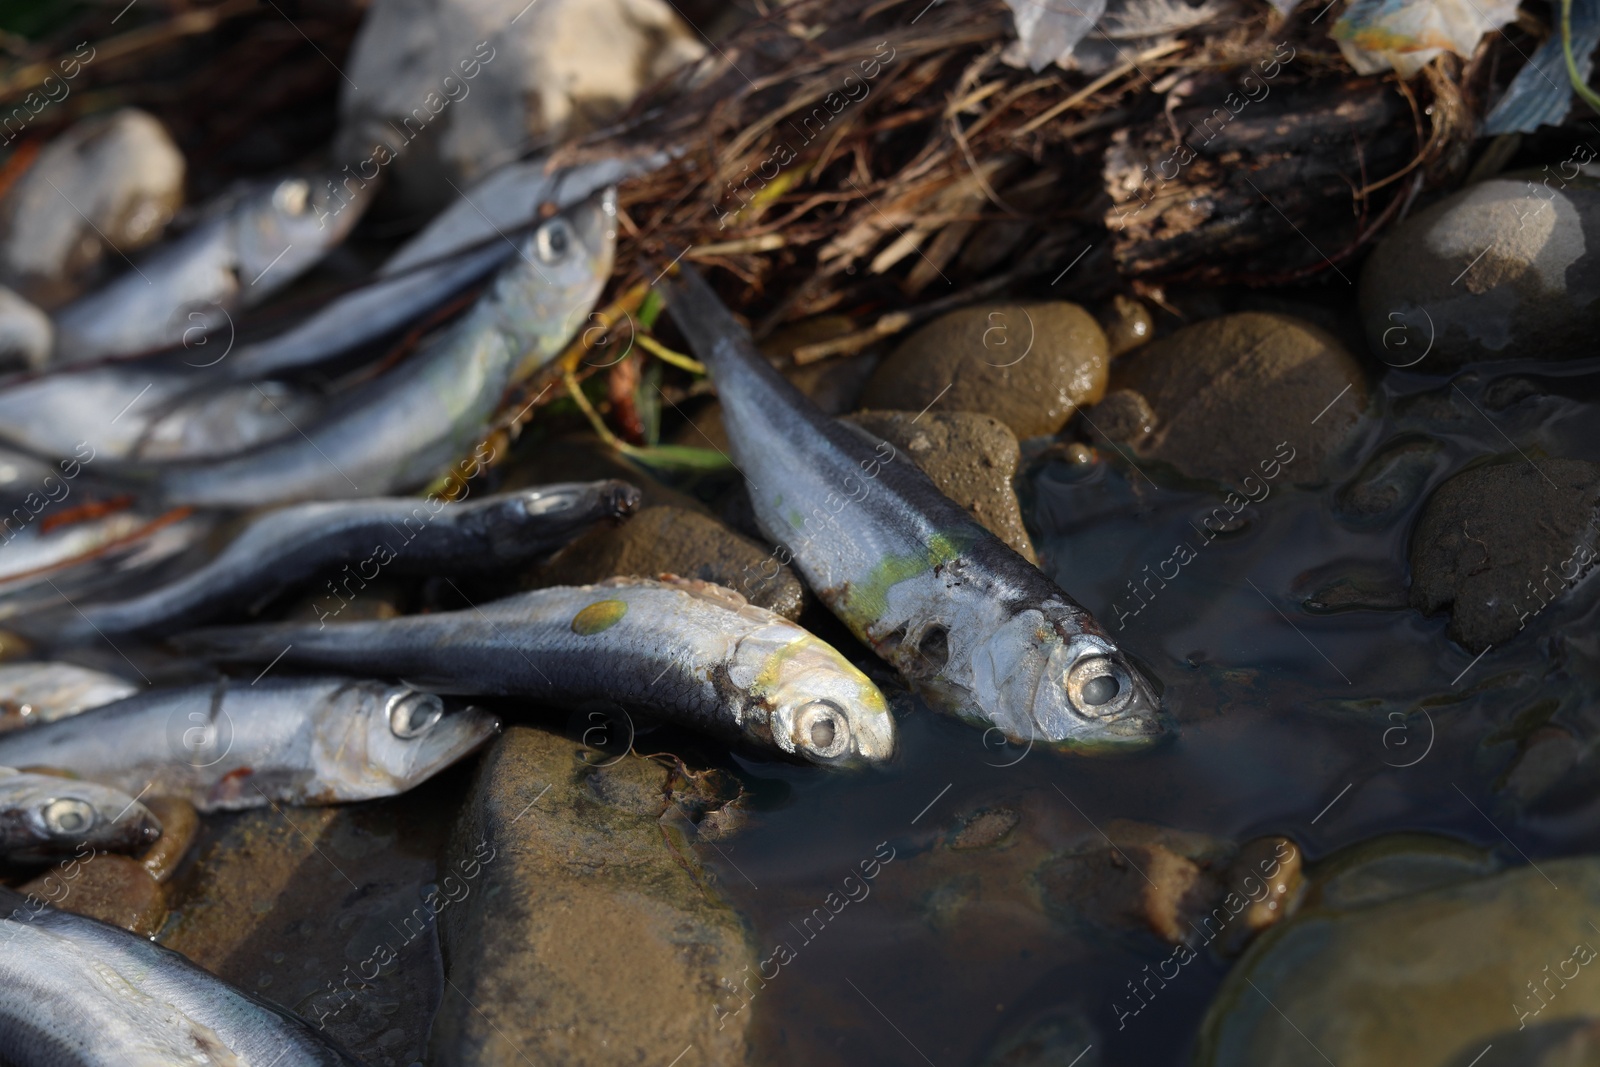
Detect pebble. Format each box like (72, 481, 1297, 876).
(0, 109, 183, 305)
(1359, 176, 1600, 367)
(1409, 458, 1600, 651)
(1335, 436, 1446, 524)
(859, 303, 1110, 438)
(1097, 294, 1154, 357)
(948, 806, 1021, 851)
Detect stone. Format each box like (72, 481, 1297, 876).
(1358, 176, 1600, 367)
(844, 409, 1038, 562)
(1098, 294, 1154, 357)
(21, 852, 166, 936)
(0, 109, 183, 305)
(1104, 312, 1367, 486)
(1409, 458, 1600, 651)
(429, 726, 754, 1066)
(1336, 436, 1447, 524)
(1195, 856, 1600, 1066)
(859, 303, 1109, 438)
(1302, 833, 1498, 913)
(336, 0, 704, 215)
(949, 806, 1021, 851)
(527, 504, 806, 619)
(139, 796, 200, 883)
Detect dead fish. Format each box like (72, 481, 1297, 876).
(51, 170, 377, 366)
(0, 884, 361, 1064)
(662, 265, 1167, 750)
(0, 677, 498, 811)
(0, 767, 160, 860)
(176, 577, 896, 766)
(0, 663, 137, 732)
(31, 481, 640, 643)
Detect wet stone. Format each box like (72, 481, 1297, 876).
(1409, 458, 1600, 652)
(1336, 436, 1447, 524)
(978, 1006, 1101, 1067)
(859, 302, 1110, 439)
(1098, 294, 1154, 358)
(140, 796, 200, 883)
(21, 852, 166, 936)
(1502, 727, 1585, 810)
(949, 806, 1021, 851)
(1104, 312, 1367, 487)
(1358, 176, 1600, 367)
(528, 504, 806, 619)
(430, 726, 755, 1066)
(844, 410, 1038, 563)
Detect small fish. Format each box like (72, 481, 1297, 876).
(0, 662, 137, 732)
(662, 265, 1166, 749)
(177, 577, 896, 765)
(0, 767, 160, 860)
(0, 677, 498, 811)
(31, 481, 640, 643)
(0, 884, 360, 1064)
(51, 171, 376, 365)
(96, 189, 617, 507)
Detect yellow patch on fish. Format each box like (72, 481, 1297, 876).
(571, 599, 628, 635)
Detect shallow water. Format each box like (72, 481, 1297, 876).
(705, 356, 1600, 1066)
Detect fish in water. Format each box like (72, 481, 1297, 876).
(92, 189, 617, 507)
(29, 480, 640, 644)
(662, 265, 1166, 750)
(52, 171, 376, 366)
(0, 767, 161, 860)
(177, 577, 896, 766)
(0, 677, 498, 811)
(0, 884, 361, 1065)
(0, 662, 137, 732)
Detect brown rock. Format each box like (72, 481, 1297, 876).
(1099, 294, 1154, 357)
(950, 807, 1021, 851)
(844, 410, 1037, 562)
(21, 852, 166, 936)
(139, 796, 199, 883)
(860, 303, 1110, 438)
(528, 504, 805, 619)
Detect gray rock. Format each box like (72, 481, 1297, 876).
(1101, 312, 1367, 486)
(0, 109, 183, 305)
(844, 409, 1038, 563)
(1196, 855, 1600, 1067)
(1336, 436, 1446, 524)
(430, 726, 754, 1067)
(1359, 177, 1600, 367)
(336, 0, 704, 215)
(1409, 458, 1600, 651)
(859, 303, 1110, 439)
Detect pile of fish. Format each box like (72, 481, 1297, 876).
(0, 80, 1164, 1067)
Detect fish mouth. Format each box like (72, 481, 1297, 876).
(570, 187, 617, 259)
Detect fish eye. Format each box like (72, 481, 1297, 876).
(387, 690, 444, 739)
(1065, 656, 1132, 717)
(43, 797, 97, 836)
(536, 218, 573, 263)
(272, 178, 310, 216)
(794, 701, 851, 759)
(523, 488, 580, 516)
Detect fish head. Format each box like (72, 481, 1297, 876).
(308, 684, 500, 802)
(495, 187, 618, 368)
(237, 173, 376, 286)
(472, 480, 642, 558)
(0, 769, 162, 855)
(756, 636, 897, 766)
(972, 607, 1168, 751)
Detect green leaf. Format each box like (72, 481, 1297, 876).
(639, 288, 665, 330)
(620, 443, 732, 472)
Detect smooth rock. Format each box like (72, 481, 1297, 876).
(1409, 458, 1600, 651)
(844, 409, 1038, 562)
(430, 726, 754, 1066)
(527, 503, 806, 619)
(139, 796, 200, 883)
(949, 807, 1021, 851)
(1359, 176, 1600, 367)
(979, 1006, 1101, 1067)
(336, 0, 704, 214)
(1301, 833, 1498, 913)
(1336, 435, 1447, 524)
(1098, 294, 1153, 357)
(1195, 856, 1600, 1067)
(1102, 312, 1367, 485)
(859, 303, 1109, 438)
(20, 851, 166, 936)
(0, 109, 183, 305)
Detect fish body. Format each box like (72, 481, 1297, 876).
(0, 885, 359, 1065)
(0, 662, 137, 731)
(0, 677, 498, 811)
(662, 266, 1166, 749)
(0, 767, 160, 860)
(52, 173, 376, 366)
(34, 481, 639, 643)
(98, 189, 616, 507)
(177, 577, 895, 765)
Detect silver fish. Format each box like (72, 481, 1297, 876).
(0, 767, 160, 859)
(51, 172, 376, 365)
(0, 884, 360, 1064)
(99, 189, 616, 507)
(0, 677, 498, 811)
(662, 266, 1167, 750)
(32, 481, 639, 643)
(177, 577, 896, 766)
(0, 662, 137, 731)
